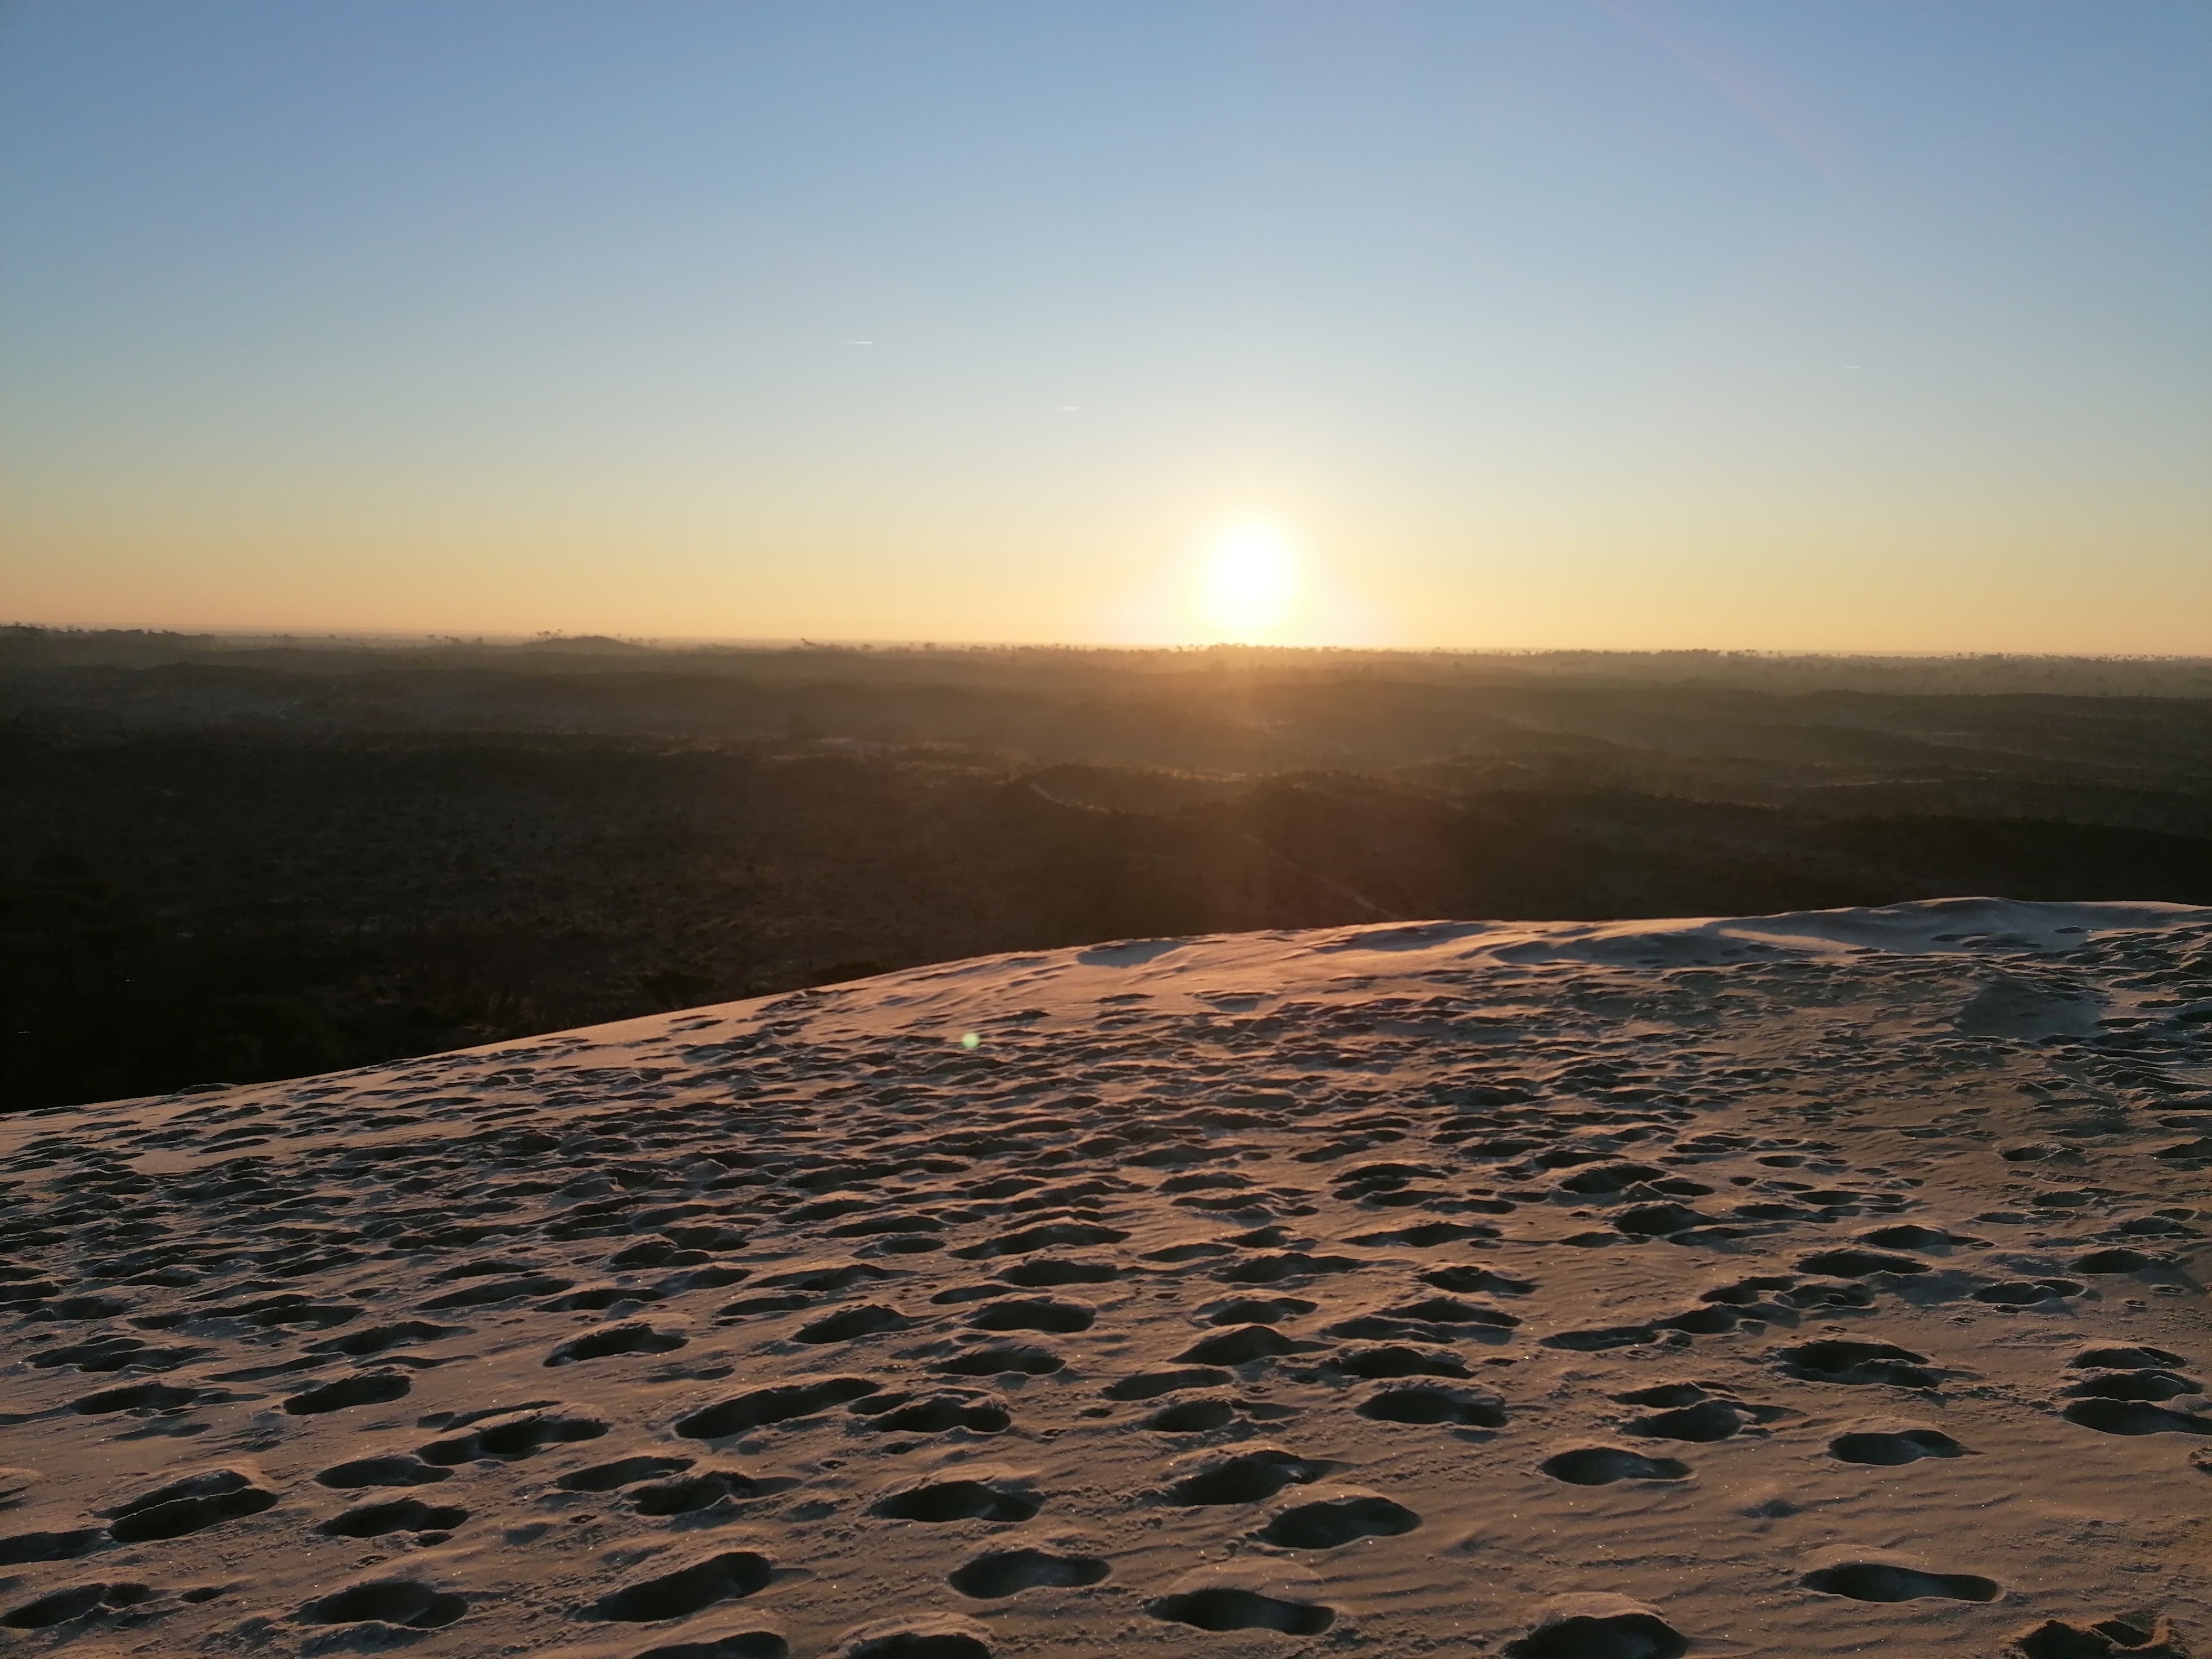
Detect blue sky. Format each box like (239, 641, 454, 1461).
(3, 0, 2206, 648)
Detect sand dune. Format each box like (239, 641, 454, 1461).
(1, 898, 2206, 1657)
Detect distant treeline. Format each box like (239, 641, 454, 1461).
(8, 623, 2212, 697)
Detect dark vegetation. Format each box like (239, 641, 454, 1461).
(5, 625, 2210, 1110)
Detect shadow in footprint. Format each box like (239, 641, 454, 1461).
(1797, 1250, 1929, 1278)
(629, 1634, 787, 1659)
(1167, 1450, 1331, 1506)
(420, 1275, 572, 1310)
(1627, 1402, 1744, 1443)
(632, 1472, 785, 1515)
(2072, 1250, 2163, 1275)
(3, 1582, 152, 1630)
(950, 1547, 1109, 1598)
(283, 1371, 410, 1416)
(2060, 1371, 2203, 1402)
(1775, 1340, 1937, 1388)
(794, 1306, 914, 1344)
(677, 1379, 879, 1438)
(1539, 1448, 1691, 1486)
(590, 1553, 774, 1622)
(1178, 1326, 1309, 1365)
(1144, 1398, 1237, 1432)
(966, 1299, 1094, 1334)
(1258, 1494, 1420, 1548)
(1859, 1225, 1975, 1251)
(417, 1407, 607, 1463)
(931, 1286, 1013, 1307)
(0, 1529, 105, 1566)
(1104, 1368, 1232, 1401)
(1202, 1296, 1317, 1326)
(557, 1455, 695, 1493)
(1974, 1280, 2083, 1306)
(2072, 1346, 2187, 1371)
(1420, 1265, 1536, 1297)
(1357, 1384, 1505, 1427)
(1543, 1326, 1657, 1354)
(1504, 1607, 1687, 1658)
(317, 1455, 450, 1490)
(2061, 1400, 2212, 1437)
(1148, 1588, 1334, 1636)
(317, 1499, 468, 1538)
(103, 1469, 276, 1542)
(546, 1325, 688, 1366)
(936, 1344, 1062, 1377)
(309, 1321, 461, 1358)
(997, 1258, 1119, 1287)
(544, 1285, 669, 1312)
(1218, 1252, 1361, 1285)
(1327, 1344, 1469, 1380)
(1802, 1564, 1999, 1603)
(69, 1381, 200, 1416)
(1828, 1430, 1965, 1465)
(874, 1480, 1039, 1524)
(1380, 1296, 1519, 1329)
(849, 1390, 1010, 1435)
(717, 1294, 813, 1319)
(299, 1579, 467, 1629)
(839, 1627, 992, 1659)
(2011, 1616, 2183, 1658)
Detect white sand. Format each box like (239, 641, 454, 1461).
(1, 898, 2206, 1658)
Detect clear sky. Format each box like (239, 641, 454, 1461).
(2, 1, 2206, 650)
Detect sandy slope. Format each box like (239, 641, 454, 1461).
(1, 897, 2208, 1659)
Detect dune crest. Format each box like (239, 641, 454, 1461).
(1, 899, 2206, 1655)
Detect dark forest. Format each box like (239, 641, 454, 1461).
(7, 627, 2208, 1110)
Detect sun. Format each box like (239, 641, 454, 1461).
(1194, 521, 1301, 641)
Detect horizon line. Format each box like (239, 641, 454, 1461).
(8, 621, 2212, 666)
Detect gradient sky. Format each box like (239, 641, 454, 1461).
(3, 1, 2207, 650)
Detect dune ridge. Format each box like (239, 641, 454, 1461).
(1, 897, 2206, 1656)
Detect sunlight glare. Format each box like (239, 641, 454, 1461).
(1195, 521, 1301, 641)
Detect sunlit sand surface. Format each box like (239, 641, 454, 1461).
(0, 899, 2205, 1656)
